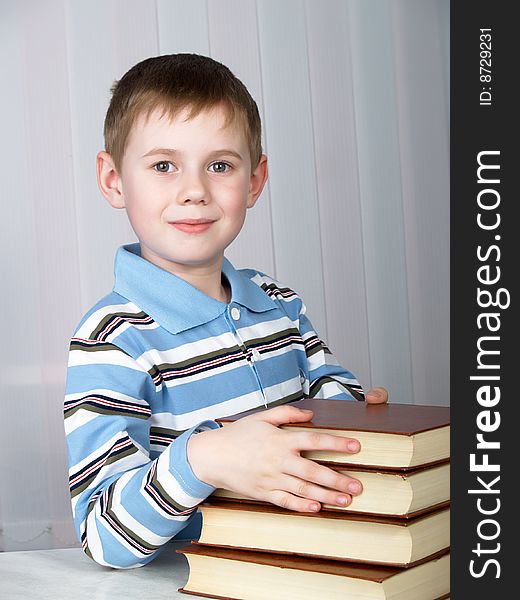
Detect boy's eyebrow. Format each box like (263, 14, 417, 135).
(142, 148, 244, 161)
(141, 148, 178, 158)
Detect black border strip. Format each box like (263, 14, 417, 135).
(451, 2, 515, 596)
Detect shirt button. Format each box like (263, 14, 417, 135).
(252, 348, 261, 361)
(230, 307, 241, 321)
(300, 370, 306, 384)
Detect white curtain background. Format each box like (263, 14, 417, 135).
(0, 0, 449, 551)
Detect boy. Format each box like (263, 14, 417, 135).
(64, 53, 388, 569)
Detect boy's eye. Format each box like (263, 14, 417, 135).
(209, 161, 230, 173)
(154, 161, 174, 173)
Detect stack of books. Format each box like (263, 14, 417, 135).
(177, 399, 450, 599)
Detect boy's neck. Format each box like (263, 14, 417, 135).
(185, 270, 231, 304)
(139, 246, 231, 303)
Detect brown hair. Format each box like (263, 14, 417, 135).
(104, 53, 262, 172)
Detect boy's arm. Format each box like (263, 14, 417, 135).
(252, 271, 387, 404)
(66, 339, 368, 566)
(65, 339, 218, 569)
(293, 297, 388, 404)
(187, 403, 366, 514)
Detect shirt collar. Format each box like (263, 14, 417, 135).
(113, 244, 276, 334)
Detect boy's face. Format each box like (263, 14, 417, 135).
(98, 105, 267, 278)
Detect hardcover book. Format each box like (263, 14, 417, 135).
(177, 544, 450, 600)
(217, 399, 450, 470)
(197, 500, 450, 567)
(211, 461, 450, 518)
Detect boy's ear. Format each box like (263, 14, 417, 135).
(96, 151, 125, 209)
(247, 154, 268, 209)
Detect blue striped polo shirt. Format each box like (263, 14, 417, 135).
(64, 243, 363, 568)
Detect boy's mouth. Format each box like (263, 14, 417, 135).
(169, 218, 215, 234)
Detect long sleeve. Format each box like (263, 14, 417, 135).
(64, 337, 218, 569)
(250, 270, 365, 402)
(298, 303, 365, 402)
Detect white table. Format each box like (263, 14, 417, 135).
(0, 541, 193, 600)
(0, 543, 451, 599)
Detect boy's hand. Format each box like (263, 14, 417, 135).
(187, 404, 364, 514)
(364, 386, 389, 404)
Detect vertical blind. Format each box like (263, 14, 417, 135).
(0, 0, 449, 551)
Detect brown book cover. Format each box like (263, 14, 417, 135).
(218, 398, 450, 435)
(179, 591, 450, 600)
(201, 498, 448, 526)
(217, 399, 450, 470)
(210, 493, 450, 520)
(179, 590, 450, 600)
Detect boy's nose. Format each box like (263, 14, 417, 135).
(177, 171, 208, 205)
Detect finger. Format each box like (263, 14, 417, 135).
(284, 456, 363, 497)
(365, 386, 389, 404)
(250, 404, 314, 427)
(280, 474, 355, 508)
(291, 430, 361, 454)
(267, 490, 323, 514)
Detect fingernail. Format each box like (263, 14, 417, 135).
(310, 503, 320, 512)
(336, 495, 349, 506)
(348, 482, 361, 494)
(347, 440, 360, 452)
